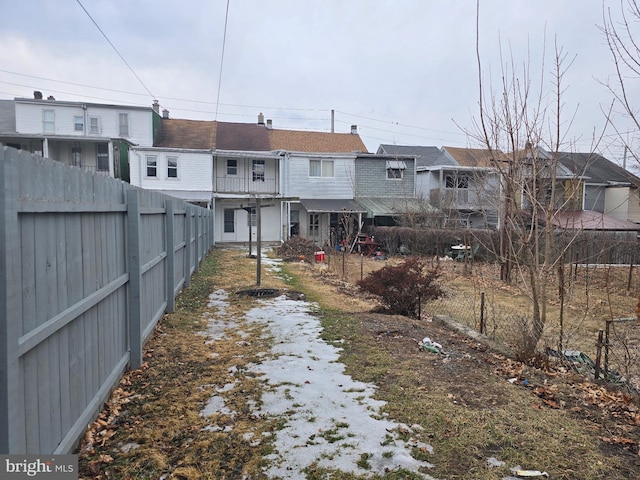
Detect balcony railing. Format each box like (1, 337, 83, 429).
(431, 187, 498, 210)
(215, 176, 278, 194)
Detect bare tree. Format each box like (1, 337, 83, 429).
(601, 0, 640, 166)
(468, 2, 590, 359)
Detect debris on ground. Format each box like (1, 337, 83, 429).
(419, 336, 443, 353)
(276, 236, 318, 262)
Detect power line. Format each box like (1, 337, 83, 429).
(214, 0, 231, 121)
(75, 0, 156, 100)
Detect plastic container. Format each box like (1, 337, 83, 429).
(314, 251, 325, 262)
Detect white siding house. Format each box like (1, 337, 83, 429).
(0, 94, 158, 180)
(129, 147, 213, 206)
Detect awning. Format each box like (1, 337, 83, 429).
(356, 197, 440, 217)
(386, 160, 407, 170)
(299, 199, 366, 213)
(551, 210, 640, 231)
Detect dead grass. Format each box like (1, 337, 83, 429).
(78, 247, 640, 480)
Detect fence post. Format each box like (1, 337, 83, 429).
(0, 149, 25, 453)
(194, 207, 200, 272)
(126, 189, 143, 370)
(165, 200, 175, 314)
(184, 205, 192, 288)
(480, 292, 486, 335)
(594, 329, 604, 380)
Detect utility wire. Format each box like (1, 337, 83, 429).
(214, 0, 231, 121)
(75, 0, 156, 100)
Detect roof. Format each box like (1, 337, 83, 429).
(154, 118, 368, 153)
(154, 119, 217, 149)
(377, 145, 455, 167)
(557, 152, 640, 187)
(216, 122, 270, 151)
(551, 210, 640, 231)
(442, 146, 510, 167)
(299, 199, 366, 213)
(356, 197, 439, 217)
(268, 129, 368, 153)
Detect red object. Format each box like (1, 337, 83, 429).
(315, 251, 325, 262)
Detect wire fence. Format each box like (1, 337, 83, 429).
(319, 249, 640, 391)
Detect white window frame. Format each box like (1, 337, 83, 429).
(43, 110, 55, 134)
(96, 144, 109, 171)
(74, 116, 84, 132)
(226, 159, 238, 175)
(252, 159, 265, 181)
(146, 155, 157, 178)
(309, 159, 334, 177)
(167, 156, 178, 179)
(89, 116, 100, 135)
(118, 113, 129, 137)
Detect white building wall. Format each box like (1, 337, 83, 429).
(15, 101, 154, 146)
(130, 148, 212, 193)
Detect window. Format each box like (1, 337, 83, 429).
(74, 116, 84, 132)
(309, 213, 320, 236)
(227, 159, 237, 175)
(118, 113, 129, 137)
(252, 159, 265, 181)
(167, 156, 178, 178)
(223, 209, 235, 233)
(445, 173, 469, 189)
(387, 168, 403, 179)
(146, 155, 157, 177)
(97, 144, 109, 171)
(386, 160, 406, 179)
(72, 143, 82, 166)
(43, 110, 55, 134)
(309, 159, 334, 177)
(89, 117, 100, 134)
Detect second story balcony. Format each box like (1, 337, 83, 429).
(215, 176, 279, 195)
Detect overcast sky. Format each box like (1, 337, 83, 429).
(1, 1, 637, 164)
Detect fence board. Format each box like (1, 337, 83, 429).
(0, 146, 215, 454)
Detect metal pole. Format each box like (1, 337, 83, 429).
(256, 197, 262, 286)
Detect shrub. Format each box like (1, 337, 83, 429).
(356, 257, 444, 318)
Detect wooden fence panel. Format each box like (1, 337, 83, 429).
(0, 146, 215, 454)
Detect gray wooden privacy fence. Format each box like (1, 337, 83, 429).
(0, 146, 214, 455)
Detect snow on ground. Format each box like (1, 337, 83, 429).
(200, 256, 437, 479)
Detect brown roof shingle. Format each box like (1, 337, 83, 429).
(268, 129, 368, 153)
(153, 118, 369, 153)
(154, 119, 217, 149)
(443, 146, 509, 167)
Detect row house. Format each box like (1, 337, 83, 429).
(378, 145, 502, 228)
(379, 143, 640, 232)
(0, 92, 160, 180)
(131, 114, 370, 245)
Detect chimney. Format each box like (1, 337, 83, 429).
(47, 95, 55, 101)
(162, 109, 169, 119)
(34, 91, 43, 100)
(152, 100, 160, 114)
(266, 119, 273, 129)
(350, 124, 358, 135)
(258, 112, 265, 125)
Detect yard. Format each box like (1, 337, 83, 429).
(78, 247, 640, 479)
